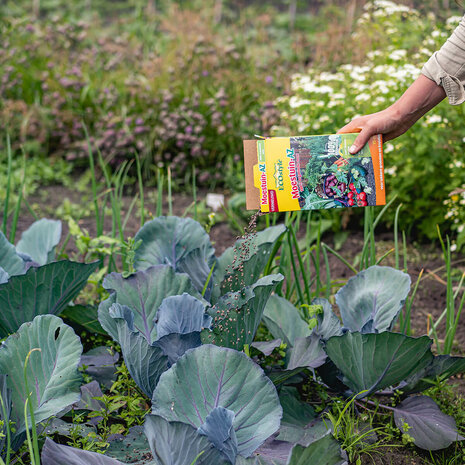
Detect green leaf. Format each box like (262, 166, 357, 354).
(79, 346, 119, 389)
(106, 426, 152, 464)
(236, 436, 291, 464)
(394, 396, 465, 450)
(286, 335, 327, 370)
(197, 407, 238, 464)
(400, 355, 465, 393)
(99, 265, 201, 343)
(236, 455, 285, 465)
(286, 434, 347, 465)
(278, 386, 316, 428)
(16, 219, 61, 265)
(97, 293, 118, 341)
(0, 231, 24, 276)
(263, 295, 311, 347)
(204, 274, 283, 351)
(110, 304, 168, 398)
(0, 315, 82, 440)
(75, 381, 104, 411)
(41, 438, 127, 465)
(156, 293, 211, 339)
(336, 266, 411, 333)
(41, 418, 96, 439)
(134, 217, 216, 296)
(0, 260, 98, 338)
(216, 225, 286, 297)
(316, 361, 348, 394)
(266, 368, 306, 387)
(276, 419, 331, 447)
(325, 332, 433, 398)
(310, 298, 342, 340)
(251, 339, 282, 356)
(152, 344, 282, 458)
(145, 414, 230, 465)
(0, 266, 8, 284)
(62, 304, 106, 335)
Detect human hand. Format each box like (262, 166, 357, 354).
(337, 106, 413, 154)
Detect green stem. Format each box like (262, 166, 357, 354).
(135, 152, 145, 227)
(289, 223, 310, 303)
(201, 262, 216, 298)
(190, 451, 205, 465)
(287, 230, 304, 305)
(156, 169, 164, 217)
(322, 245, 331, 300)
(394, 203, 402, 270)
(192, 165, 197, 222)
(0, 390, 11, 465)
(9, 149, 26, 244)
(24, 349, 41, 465)
(83, 124, 102, 237)
(2, 134, 12, 236)
(167, 166, 173, 216)
(401, 269, 423, 336)
(322, 243, 357, 274)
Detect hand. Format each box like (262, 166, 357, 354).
(337, 107, 413, 154)
(337, 74, 446, 154)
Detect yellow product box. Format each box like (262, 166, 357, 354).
(244, 134, 385, 212)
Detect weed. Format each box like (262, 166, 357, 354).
(325, 394, 395, 464)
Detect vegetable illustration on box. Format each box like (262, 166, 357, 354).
(244, 133, 385, 211)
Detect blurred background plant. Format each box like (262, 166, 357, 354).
(1, 0, 465, 243)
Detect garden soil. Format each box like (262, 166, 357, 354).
(3, 184, 465, 465)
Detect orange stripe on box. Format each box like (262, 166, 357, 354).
(369, 135, 386, 206)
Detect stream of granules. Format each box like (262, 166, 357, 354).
(206, 211, 266, 347)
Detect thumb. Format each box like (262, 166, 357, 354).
(348, 127, 374, 154)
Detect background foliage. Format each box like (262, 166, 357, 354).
(1, 0, 465, 241)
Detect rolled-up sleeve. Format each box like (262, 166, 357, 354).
(421, 15, 465, 105)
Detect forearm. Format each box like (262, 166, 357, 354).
(339, 75, 447, 153)
(389, 74, 446, 126)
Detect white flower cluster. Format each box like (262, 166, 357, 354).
(446, 15, 463, 27)
(362, 0, 414, 18)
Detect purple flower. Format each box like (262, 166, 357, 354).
(191, 145, 201, 157)
(199, 172, 209, 183)
(59, 77, 74, 88)
(265, 75, 273, 84)
(202, 70, 209, 77)
(134, 126, 149, 134)
(185, 125, 193, 134)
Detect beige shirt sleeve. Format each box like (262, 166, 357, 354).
(421, 15, 465, 105)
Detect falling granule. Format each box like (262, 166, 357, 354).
(210, 211, 266, 346)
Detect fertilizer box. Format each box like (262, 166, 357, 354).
(243, 134, 385, 212)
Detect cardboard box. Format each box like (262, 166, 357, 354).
(244, 134, 385, 212)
